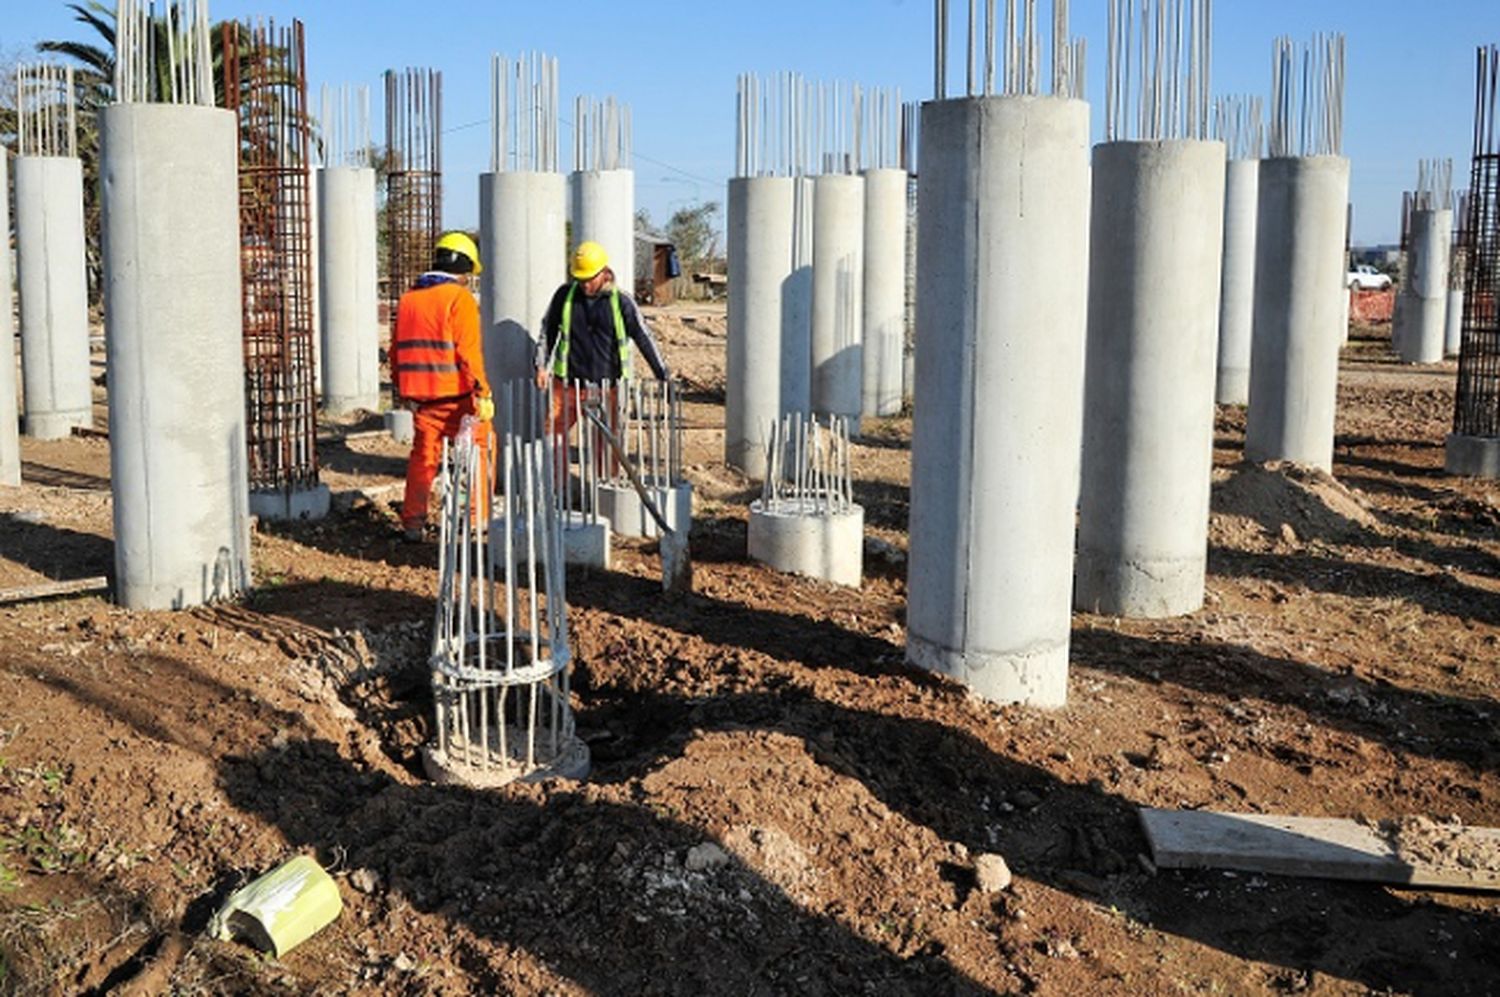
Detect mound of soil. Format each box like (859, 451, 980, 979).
(1211, 461, 1377, 545)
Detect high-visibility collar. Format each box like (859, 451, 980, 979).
(554, 282, 630, 379)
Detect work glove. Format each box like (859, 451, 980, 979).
(474, 395, 495, 422)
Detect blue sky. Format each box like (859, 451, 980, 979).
(3, 0, 1490, 244)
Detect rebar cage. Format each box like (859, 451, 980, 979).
(546, 378, 685, 524)
(223, 19, 319, 493)
(1455, 47, 1500, 439)
(758, 412, 855, 517)
(427, 382, 587, 786)
(385, 68, 442, 334)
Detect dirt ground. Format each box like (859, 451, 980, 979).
(1, 309, 1498, 995)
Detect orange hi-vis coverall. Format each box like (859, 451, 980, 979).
(392, 274, 491, 529)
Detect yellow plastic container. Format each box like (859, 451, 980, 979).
(209, 855, 343, 957)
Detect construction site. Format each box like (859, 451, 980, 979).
(1, 0, 1499, 993)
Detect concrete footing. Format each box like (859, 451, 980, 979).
(423, 735, 590, 788)
(249, 484, 331, 522)
(1245, 156, 1351, 472)
(318, 166, 380, 414)
(0, 152, 19, 487)
(386, 409, 414, 444)
(102, 104, 250, 609)
(1076, 140, 1225, 619)
(1215, 158, 1258, 405)
(480, 172, 566, 385)
(1445, 433, 1500, 479)
(15, 156, 92, 439)
(494, 511, 610, 570)
(811, 173, 864, 423)
(725, 176, 794, 476)
(1444, 289, 1464, 358)
(597, 481, 691, 539)
(1393, 208, 1452, 364)
(862, 168, 907, 418)
(905, 96, 1091, 708)
(569, 169, 634, 292)
(748, 499, 864, 587)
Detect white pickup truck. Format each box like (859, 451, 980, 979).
(1347, 264, 1393, 291)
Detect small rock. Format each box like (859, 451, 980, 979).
(974, 853, 1012, 893)
(350, 868, 381, 894)
(1012, 789, 1042, 809)
(685, 842, 730, 872)
(14, 510, 47, 525)
(949, 841, 970, 862)
(392, 953, 416, 972)
(1279, 522, 1299, 545)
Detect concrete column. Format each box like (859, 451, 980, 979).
(862, 168, 907, 418)
(810, 173, 864, 423)
(1245, 156, 1351, 472)
(1445, 288, 1465, 358)
(725, 176, 794, 475)
(318, 166, 380, 414)
(1215, 158, 1259, 405)
(1393, 208, 1452, 364)
(1076, 140, 1226, 618)
(0, 152, 19, 486)
(308, 164, 323, 391)
(102, 104, 250, 609)
(480, 171, 566, 385)
(906, 96, 1091, 708)
(15, 156, 92, 438)
(782, 177, 815, 415)
(569, 169, 635, 291)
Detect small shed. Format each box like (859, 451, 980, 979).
(635, 234, 680, 306)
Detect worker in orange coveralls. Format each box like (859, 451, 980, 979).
(392, 232, 493, 541)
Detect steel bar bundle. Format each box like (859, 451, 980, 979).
(113, 0, 214, 106)
(1213, 95, 1263, 161)
(1268, 33, 1346, 158)
(735, 73, 903, 178)
(384, 67, 442, 333)
(427, 385, 586, 786)
(573, 96, 631, 172)
(932, 0, 1081, 100)
(15, 64, 77, 158)
(590, 378, 685, 490)
(1105, 0, 1213, 142)
(1452, 47, 1500, 441)
(319, 83, 370, 167)
(758, 412, 854, 517)
(490, 53, 559, 173)
(223, 19, 319, 494)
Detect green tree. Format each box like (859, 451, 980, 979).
(665, 200, 722, 272)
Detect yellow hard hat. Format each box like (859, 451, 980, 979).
(570, 240, 609, 280)
(435, 231, 482, 274)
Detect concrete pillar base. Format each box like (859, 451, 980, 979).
(1074, 551, 1206, 618)
(1445, 289, 1464, 358)
(1215, 369, 1249, 407)
(597, 481, 692, 539)
(906, 633, 1068, 708)
(249, 484, 331, 522)
(323, 393, 380, 416)
(491, 511, 611, 570)
(423, 735, 590, 788)
(1445, 434, 1500, 479)
(24, 409, 91, 440)
(386, 409, 414, 445)
(747, 500, 864, 587)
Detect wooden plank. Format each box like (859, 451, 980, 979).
(0, 576, 110, 606)
(1140, 808, 1500, 892)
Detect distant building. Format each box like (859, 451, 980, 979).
(635, 232, 681, 305)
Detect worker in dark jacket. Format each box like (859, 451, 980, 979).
(534, 241, 669, 440)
